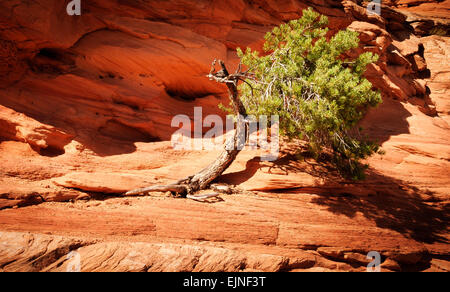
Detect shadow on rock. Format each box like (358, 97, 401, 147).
(264, 155, 449, 245)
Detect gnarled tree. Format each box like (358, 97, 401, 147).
(125, 59, 253, 199)
(126, 8, 383, 199)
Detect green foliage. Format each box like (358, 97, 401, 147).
(236, 8, 383, 179)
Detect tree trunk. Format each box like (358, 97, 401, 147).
(125, 60, 249, 197)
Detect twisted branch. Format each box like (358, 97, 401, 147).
(125, 59, 249, 200)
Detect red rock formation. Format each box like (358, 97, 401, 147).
(392, 0, 450, 36)
(0, 0, 448, 272)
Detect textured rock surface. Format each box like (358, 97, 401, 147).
(393, 0, 450, 36)
(0, 0, 448, 272)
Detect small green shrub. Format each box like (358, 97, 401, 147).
(236, 8, 383, 179)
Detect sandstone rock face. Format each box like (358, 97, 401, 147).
(0, 0, 448, 272)
(0, 0, 436, 145)
(0, 105, 73, 153)
(392, 0, 450, 36)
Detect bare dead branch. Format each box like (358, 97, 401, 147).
(125, 59, 249, 198)
(240, 78, 256, 99)
(186, 193, 221, 201)
(235, 61, 242, 75)
(209, 59, 217, 75)
(125, 184, 187, 196)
